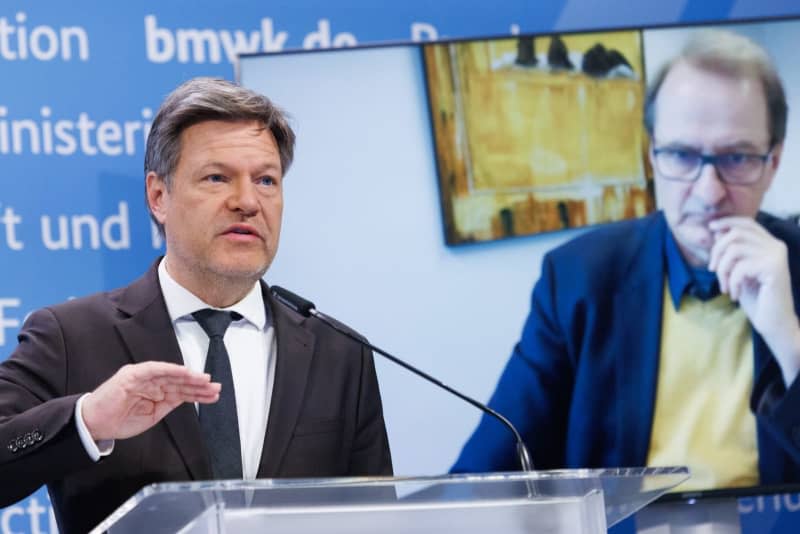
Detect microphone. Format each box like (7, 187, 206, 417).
(270, 285, 534, 472)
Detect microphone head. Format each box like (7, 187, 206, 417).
(270, 286, 316, 317)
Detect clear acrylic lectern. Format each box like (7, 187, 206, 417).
(91, 466, 689, 533)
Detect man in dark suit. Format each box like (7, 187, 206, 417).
(453, 30, 800, 489)
(0, 78, 392, 533)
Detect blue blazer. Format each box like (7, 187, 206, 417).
(453, 211, 800, 485)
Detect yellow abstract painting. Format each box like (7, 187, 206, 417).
(424, 30, 655, 244)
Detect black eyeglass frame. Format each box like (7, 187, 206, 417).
(651, 147, 773, 185)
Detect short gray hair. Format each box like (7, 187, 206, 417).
(145, 77, 295, 231)
(644, 29, 788, 147)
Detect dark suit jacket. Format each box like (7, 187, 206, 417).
(0, 262, 392, 533)
(453, 211, 800, 485)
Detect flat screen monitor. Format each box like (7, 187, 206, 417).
(238, 15, 800, 496)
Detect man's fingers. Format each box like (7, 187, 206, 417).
(168, 383, 221, 401)
(195, 392, 222, 404)
(138, 380, 221, 401)
(128, 386, 219, 418)
(124, 367, 212, 398)
(713, 242, 757, 294)
(709, 223, 769, 272)
(708, 217, 767, 263)
(125, 361, 212, 386)
(147, 379, 220, 391)
(727, 258, 759, 302)
(709, 216, 767, 234)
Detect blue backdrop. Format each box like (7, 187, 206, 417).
(2, 1, 800, 532)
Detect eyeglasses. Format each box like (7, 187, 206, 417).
(652, 147, 772, 185)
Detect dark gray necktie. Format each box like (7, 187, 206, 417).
(192, 309, 243, 479)
(688, 268, 721, 301)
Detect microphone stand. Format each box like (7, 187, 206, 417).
(270, 286, 539, 497)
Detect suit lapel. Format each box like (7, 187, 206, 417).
(257, 287, 316, 477)
(113, 261, 213, 480)
(613, 215, 667, 466)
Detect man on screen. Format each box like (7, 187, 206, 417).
(0, 78, 392, 533)
(453, 30, 800, 489)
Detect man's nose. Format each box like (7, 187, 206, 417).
(691, 161, 727, 206)
(228, 179, 259, 214)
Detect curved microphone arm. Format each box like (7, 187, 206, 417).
(270, 285, 535, 472)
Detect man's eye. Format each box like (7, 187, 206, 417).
(718, 153, 749, 166)
(667, 149, 699, 162)
(206, 174, 225, 183)
(258, 176, 276, 186)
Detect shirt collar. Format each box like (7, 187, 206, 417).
(157, 258, 268, 330)
(664, 228, 720, 308)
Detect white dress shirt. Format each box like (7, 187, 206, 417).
(77, 259, 276, 480)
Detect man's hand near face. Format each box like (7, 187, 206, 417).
(81, 361, 221, 441)
(709, 216, 800, 386)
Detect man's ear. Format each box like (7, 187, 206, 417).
(146, 172, 168, 226)
(769, 142, 783, 171)
(762, 142, 783, 190)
